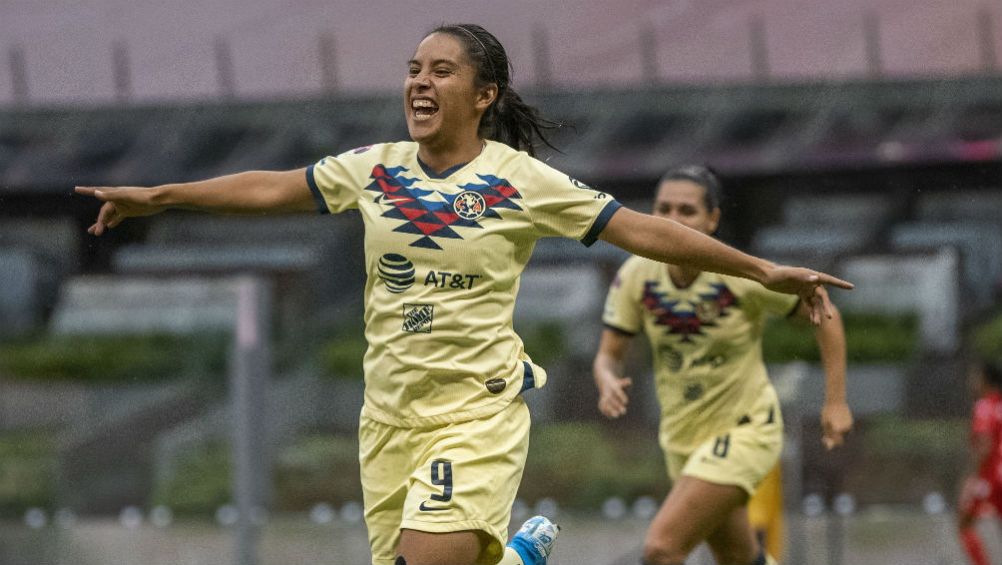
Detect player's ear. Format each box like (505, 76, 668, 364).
(708, 207, 721, 234)
(475, 83, 498, 111)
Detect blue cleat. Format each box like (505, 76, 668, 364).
(508, 515, 560, 565)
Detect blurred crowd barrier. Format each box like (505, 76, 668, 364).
(0, 504, 970, 565)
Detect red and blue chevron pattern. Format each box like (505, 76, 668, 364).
(641, 281, 738, 342)
(364, 165, 523, 250)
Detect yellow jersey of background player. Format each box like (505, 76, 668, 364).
(602, 255, 798, 455)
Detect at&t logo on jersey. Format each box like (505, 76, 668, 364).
(376, 252, 483, 294)
(424, 271, 482, 290)
(378, 253, 416, 293)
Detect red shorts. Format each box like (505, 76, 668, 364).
(963, 478, 1002, 518)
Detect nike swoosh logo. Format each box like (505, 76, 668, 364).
(419, 501, 449, 512)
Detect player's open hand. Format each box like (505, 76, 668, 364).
(820, 400, 853, 450)
(596, 373, 632, 419)
(761, 266, 853, 325)
(75, 186, 166, 236)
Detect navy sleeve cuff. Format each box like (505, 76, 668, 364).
(581, 200, 623, 247)
(603, 322, 637, 337)
(305, 165, 330, 215)
(519, 361, 536, 394)
(785, 298, 803, 318)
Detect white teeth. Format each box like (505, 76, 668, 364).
(412, 99, 437, 109)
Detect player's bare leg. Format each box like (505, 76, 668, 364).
(705, 506, 772, 565)
(958, 508, 990, 565)
(397, 530, 481, 565)
(641, 475, 751, 565)
(396, 516, 559, 565)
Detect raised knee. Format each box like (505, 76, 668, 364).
(642, 538, 688, 565)
(712, 546, 760, 565)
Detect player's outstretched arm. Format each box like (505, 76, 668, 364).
(792, 297, 853, 449)
(598, 207, 853, 324)
(75, 168, 315, 236)
(592, 329, 633, 419)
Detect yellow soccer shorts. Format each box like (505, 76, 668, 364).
(359, 397, 531, 565)
(663, 399, 783, 497)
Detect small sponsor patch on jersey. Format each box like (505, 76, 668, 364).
(485, 378, 507, 394)
(378, 253, 416, 293)
(659, 345, 684, 372)
(683, 382, 704, 401)
(691, 353, 727, 369)
(402, 303, 434, 333)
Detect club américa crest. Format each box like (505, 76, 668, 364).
(453, 191, 487, 220)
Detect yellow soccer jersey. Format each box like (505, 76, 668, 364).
(602, 256, 798, 453)
(308, 140, 620, 427)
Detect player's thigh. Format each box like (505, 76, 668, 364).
(705, 505, 759, 565)
(397, 529, 484, 565)
(646, 475, 749, 556)
(400, 398, 531, 565)
(650, 413, 781, 555)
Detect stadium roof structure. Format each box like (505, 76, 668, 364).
(1, 75, 1000, 194)
(3, 0, 996, 104)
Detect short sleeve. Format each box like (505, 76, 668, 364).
(602, 259, 644, 335)
(305, 146, 374, 214)
(744, 283, 801, 319)
(520, 158, 621, 246)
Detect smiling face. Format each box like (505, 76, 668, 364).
(652, 179, 720, 235)
(404, 32, 496, 152)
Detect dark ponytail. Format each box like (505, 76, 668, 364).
(430, 23, 561, 157)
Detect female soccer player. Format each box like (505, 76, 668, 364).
(593, 165, 853, 565)
(958, 359, 1002, 565)
(77, 26, 851, 565)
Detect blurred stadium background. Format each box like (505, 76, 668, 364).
(2, 1, 1002, 563)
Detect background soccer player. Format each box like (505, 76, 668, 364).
(593, 165, 853, 565)
(958, 359, 1002, 565)
(76, 26, 851, 565)
(747, 464, 784, 562)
